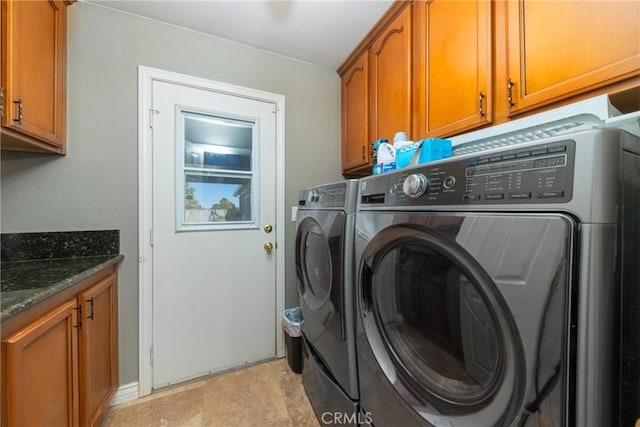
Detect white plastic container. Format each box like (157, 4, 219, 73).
(377, 141, 396, 173)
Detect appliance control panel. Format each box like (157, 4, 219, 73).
(299, 182, 347, 208)
(384, 139, 575, 206)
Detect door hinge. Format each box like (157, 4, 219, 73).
(149, 109, 159, 128)
(150, 345, 154, 365)
(149, 228, 154, 246)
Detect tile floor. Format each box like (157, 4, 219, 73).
(101, 358, 320, 427)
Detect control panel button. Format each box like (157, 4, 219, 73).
(537, 191, 565, 199)
(467, 159, 478, 166)
(531, 148, 548, 156)
(403, 173, 429, 198)
(443, 176, 457, 189)
(478, 158, 490, 164)
(502, 153, 516, 161)
(549, 145, 567, 153)
(307, 190, 320, 203)
(509, 192, 532, 199)
(516, 151, 531, 158)
(463, 194, 481, 201)
(486, 193, 505, 200)
(489, 155, 502, 163)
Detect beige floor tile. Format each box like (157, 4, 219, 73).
(270, 359, 320, 427)
(102, 358, 319, 427)
(202, 361, 290, 426)
(102, 382, 204, 427)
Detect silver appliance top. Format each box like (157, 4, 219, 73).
(298, 179, 359, 212)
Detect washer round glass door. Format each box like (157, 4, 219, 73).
(359, 224, 525, 426)
(296, 217, 332, 310)
(295, 211, 344, 328)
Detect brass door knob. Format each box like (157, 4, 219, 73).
(264, 242, 274, 252)
(264, 224, 273, 233)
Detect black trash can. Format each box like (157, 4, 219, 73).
(282, 307, 303, 374)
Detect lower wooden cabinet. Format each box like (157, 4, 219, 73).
(78, 273, 118, 427)
(1, 300, 79, 427)
(1, 269, 118, 427)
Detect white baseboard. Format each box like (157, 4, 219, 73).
(110, 382, 140, 406)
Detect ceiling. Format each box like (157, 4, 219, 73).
(85, 0, 394, 70)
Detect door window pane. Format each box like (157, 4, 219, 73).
(184, 174, 251, 224)
(179, 111, 256, 229)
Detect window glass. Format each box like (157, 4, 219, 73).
(179, 111, 255, 229)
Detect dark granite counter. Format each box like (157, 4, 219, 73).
(1, 255, 123, 321)
(0, 230, 123, 322)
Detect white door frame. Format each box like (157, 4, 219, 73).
(137, 66, 286, 397)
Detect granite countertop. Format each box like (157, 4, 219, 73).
(1, 255, 124, 321)
(1, 230, 123, 322)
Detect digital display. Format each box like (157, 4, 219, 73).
(533, 155, 566, 169)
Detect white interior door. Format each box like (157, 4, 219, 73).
(151, 80, 278, 389)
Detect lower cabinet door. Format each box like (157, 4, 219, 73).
(78, 272, 118, 427)
(2, 299, 79, 427)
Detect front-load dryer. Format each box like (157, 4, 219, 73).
(354, 128, 640, 426)
(296, 180, 360, 425)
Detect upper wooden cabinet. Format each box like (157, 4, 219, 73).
(413, 0, 492, 139)
(503, 0, 640, 116)
(370, 3, 412, 144)
(1, 0, 71, 154)
(341, 50, 370, 173)
(340, 2, 412, 175)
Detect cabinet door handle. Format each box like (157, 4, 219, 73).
(87, 298, 95, 320)
(361, 145, 366, 160)
(507, 78, 515, 109)
(478, 92, 486, 118)
(13, 98, 23, 125)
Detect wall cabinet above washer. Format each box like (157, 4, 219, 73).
(413, 0, 492, 140)
(1, 0, 73, 154)
(339, 1, 412, 176)
(502, 0, 640, 116)
(339, 0, 640, 176)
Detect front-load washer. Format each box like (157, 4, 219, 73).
(354, 128, 639, 426)
(296, 180, 360, 424)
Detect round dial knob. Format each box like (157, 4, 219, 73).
(403, 173, 429, 198)
(307, 190, 319, 203)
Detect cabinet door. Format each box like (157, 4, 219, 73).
(505, 0, 640, 115)
(2, 299, 79, 427)
(414, 0, 492, 139)
(341, 50, 370, 173)
(1, 0, 67, 151)
(78, 273, 118, 427)
(370, 4, 412, 143)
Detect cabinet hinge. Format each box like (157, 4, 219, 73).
(149, 109, 159, 129)
(74, 305, 83, 329)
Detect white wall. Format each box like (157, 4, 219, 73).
(0, 2, 343, 385)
